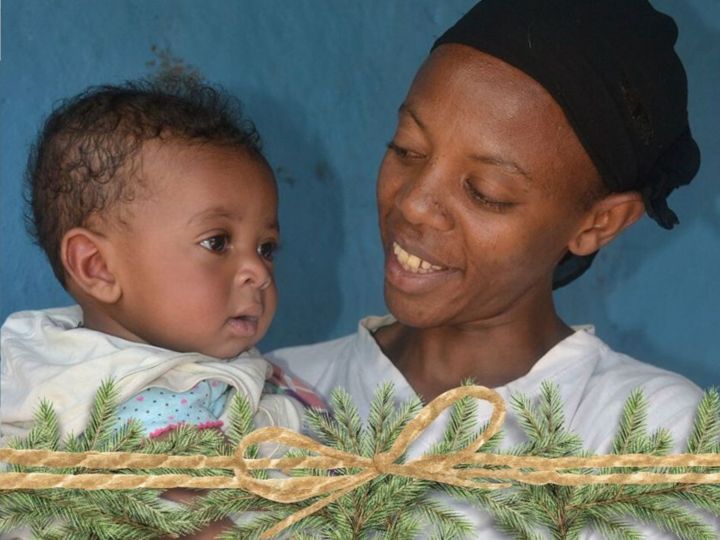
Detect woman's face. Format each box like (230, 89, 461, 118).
(377, 44, 601, 329)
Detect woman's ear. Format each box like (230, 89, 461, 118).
(568, 192, 645, 256)
(61, 227, 122, 304)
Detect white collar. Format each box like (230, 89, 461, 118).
(346, 315, 605, 453)
(1, 306, 269, 439)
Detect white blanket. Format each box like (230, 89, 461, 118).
(0, 306, 302, 443)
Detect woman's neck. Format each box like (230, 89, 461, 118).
(374, 306, 572, 403)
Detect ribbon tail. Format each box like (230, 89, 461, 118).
(260, 481, 364, 539)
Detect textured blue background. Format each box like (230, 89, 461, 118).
(1, 1, 718, 386)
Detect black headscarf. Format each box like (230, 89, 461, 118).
(433, 0, 701, 287)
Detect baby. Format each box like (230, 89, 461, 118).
(0, 80, 322, 443)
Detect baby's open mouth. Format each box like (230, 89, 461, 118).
(227, 315, 259, 337)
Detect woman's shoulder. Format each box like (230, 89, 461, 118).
(560, 328, 705, 452)
(576, 327, 702, 399)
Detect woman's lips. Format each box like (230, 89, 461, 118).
(385, 241, 456, 293)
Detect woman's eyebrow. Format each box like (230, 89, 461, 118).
(398, 103, 531, 182)
(398, 103, 426, 130)
(469, 153, 532, 182)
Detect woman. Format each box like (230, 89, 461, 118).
(270, 0, 712, 536)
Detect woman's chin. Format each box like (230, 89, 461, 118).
(383, 287, 451, 329)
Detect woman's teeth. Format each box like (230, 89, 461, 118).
(393, 242, 444, 273)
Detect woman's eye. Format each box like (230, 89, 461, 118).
(386, 141, 424, 160)
(258, 241, 278, 261)
(464, 179, 514, 211)
(200, 235, 230, 253)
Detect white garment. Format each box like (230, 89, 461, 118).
(0, 306, 303, 445)
(268, 315, 719, 539)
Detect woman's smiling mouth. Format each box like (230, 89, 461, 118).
(385, 240, 457, 295)
(392, 242, 445, 273)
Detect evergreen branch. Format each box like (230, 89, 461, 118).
(186, 488, 282, 525)
(361, 477, 428, 531)
(586, 510, 642, 540)
(80, 379, 121, 452)
(440, 395, 479, 452)
(327, 388, 363, 455)
(647, 427, 673, 456)
(225, 392, 255, 451)
(611, 389, 648, 455)
(510, 393, 546, 444)
(411, 498, 474, 540)
(304, 406, 348, 449)
(8, 400, 61, 456)
(673, 484, 720, 518)
(216, 510, 288, 540)
(608, 497, 715, 540)
(686, 387, 720, 454)
(385, 510, 422, 540)
(377, 394, 424, 455)
(365, 383, 399, 455)
(435, 484, 542, 540)
(539, 380, 565, 438)
(105, 419, 145, 453)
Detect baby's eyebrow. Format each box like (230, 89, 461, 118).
(187, 208, 279, 232)
(187, 207, 235, 225)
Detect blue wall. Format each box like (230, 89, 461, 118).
(1, 1, 718, 387)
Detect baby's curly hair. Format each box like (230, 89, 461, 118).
(25, 78, 264, 287)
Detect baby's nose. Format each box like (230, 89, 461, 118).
(235, 255, 272, 289)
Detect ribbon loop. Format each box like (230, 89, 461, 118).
(232, 385, 508, 538)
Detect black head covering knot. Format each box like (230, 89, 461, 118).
(433, 0, 701, 287)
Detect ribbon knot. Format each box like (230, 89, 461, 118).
(372, 453, 393, 473)
(233, 386, 508, 538)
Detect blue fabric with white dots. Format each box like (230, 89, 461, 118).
(115, 380, 230, 436)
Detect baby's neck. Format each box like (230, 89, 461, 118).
(80, 303, 147, 346)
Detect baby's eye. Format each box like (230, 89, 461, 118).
(200, 234, 230, 253)
(258, 241, 278, 262)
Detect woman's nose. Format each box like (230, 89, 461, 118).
(394, 164, 454, 231)
(235, 254, 272, 290)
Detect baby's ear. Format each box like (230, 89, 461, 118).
(567, 192, 645, 256)
(61, 227, 122, 304)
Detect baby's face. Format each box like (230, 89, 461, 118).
(106, 141, 279, 358)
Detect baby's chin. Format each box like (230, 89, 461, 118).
(162, 339, 256, 360)
(196, 343, 255, 360)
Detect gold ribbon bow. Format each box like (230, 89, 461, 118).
(233, 386, 510, 537)
(2, 385, 720, 539)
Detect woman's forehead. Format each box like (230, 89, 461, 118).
(409, 45, 557, 119)
(403, 44, 595, 189)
